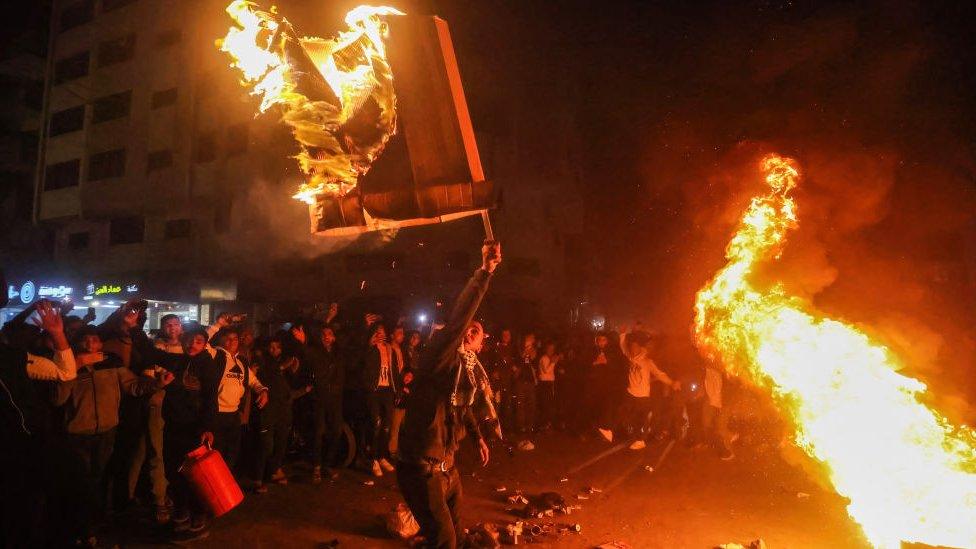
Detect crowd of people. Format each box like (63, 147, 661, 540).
(0, 263, 736, 548)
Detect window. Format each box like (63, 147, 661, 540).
(59, 0, 94, 33)
(87, 149, 126, 181)
(67, 232, 90, 250)
(49, 106, 85, 137)
(193, 132, 216, 163)
(54, 51, 90, 84)
(146, 149, 173, 173)
(150, 87, 177, 109)
(165, 219, 192, 239)
(97, 34, 136, 67)
(91, 90, 131, 123)
(109, 216, 144, 245)
(102, 0, 137, 12)
(45, 159, 81, 190)
(225, 123, 248, 156)
(155, 29, 181, 48)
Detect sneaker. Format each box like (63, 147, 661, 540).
(171, 528, 209, 544)
(154, 504, 172, 525)
(254, 481, 268, 494)
(188, 515, 208, 533)
(371, 460, 384, 477)
(379, 458, 396, 472)
(311, 466, 322, 484)
(597, 428, 613, 443)
(628, 440, 646, 450)
(171, 510, 191, 533)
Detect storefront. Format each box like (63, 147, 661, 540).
(2, 275, 201, 332)
(81, 278, 200, 329)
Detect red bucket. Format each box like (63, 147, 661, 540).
(180, 445, 244, 517)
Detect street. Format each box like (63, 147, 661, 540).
(121, 431, 871, 548)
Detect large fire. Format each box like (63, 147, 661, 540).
(217, 1, 403, 204)
(694, 155, 976, 548)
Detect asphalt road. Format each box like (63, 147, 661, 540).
(115, 429, 879, 548)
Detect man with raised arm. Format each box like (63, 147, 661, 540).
(396, 241, 501, 549)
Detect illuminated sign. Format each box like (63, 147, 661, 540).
(83, 281, 139, 299)
(6, 281, 73, 304)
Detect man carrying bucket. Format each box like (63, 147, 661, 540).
(396, 241, 501, 548)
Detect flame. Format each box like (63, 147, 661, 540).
(218, 1, 404, 204)
(694, 155, 976, 548)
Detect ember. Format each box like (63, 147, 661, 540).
(694, 155, 976, 548)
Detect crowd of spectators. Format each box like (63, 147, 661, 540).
(0, 276, 736, 547)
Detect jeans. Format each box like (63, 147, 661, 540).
(389, 407, 406, 456)
(367, 388, 394, 460)
(311, 391, 343, 467)
(615, 394, 652, 437)
(397, 463, 463, 548)
(65, 429, 117, 538)
(127, 400, 168, 507)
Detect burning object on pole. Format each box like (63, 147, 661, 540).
(219, 2, 496, 236)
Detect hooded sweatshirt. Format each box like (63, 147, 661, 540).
(54, 352, 159, 435)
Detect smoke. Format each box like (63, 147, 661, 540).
(581, 0, 976, 416)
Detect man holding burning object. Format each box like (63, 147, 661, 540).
(396, 241, 501, 548)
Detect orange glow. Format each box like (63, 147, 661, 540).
(218, 1, 403, 204)
(694, 155, 976, 548)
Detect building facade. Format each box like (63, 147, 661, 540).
(30, 0, 585, 332)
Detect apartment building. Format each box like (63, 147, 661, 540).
(28, 0, 585, 330)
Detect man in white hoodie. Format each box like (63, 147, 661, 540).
(610, 327, 680, 450)
(206, 320, 268, 471)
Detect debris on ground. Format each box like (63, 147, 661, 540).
(559, 477, 569, 483)
(583, 486, 603, 494)
(796, 492, 810, 499)
(507, 493, 529, 505)
(597, 542, 632, 549)
(465, 522, 501, 548)
(644, 465, 655, 473)
(576, 494, 589, 500)
(517, 440, 536, 451)
(500, 521, 523, 545)
(385, 503, 420, 539)
(717, 539, 767, 549)
(495, 486, 508, 492)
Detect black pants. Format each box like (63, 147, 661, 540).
(164, 421, 206, 518)
(312, 391, 343, 466)
(514, 381, 536, 433)
(536, 381, 555, 428)
(257, 411, 291, 482)
(367, 388, 395, 460)
(397, 463, 463, 548)
(615, 394, 653, 437)
(65, 429, 117, 538)
(213, 411, 242, 472)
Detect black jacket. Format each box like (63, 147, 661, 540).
(399, 268, 491, 464)
(162, 351, 220, 433)
(363, 344, 399, 393)
(302, 343, 344, 397)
